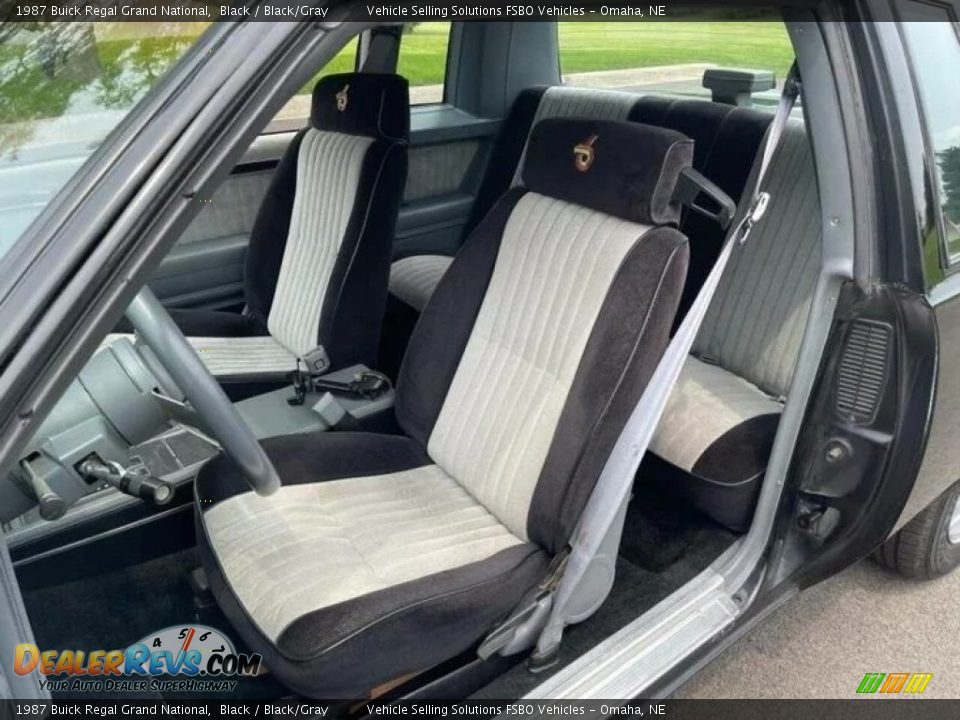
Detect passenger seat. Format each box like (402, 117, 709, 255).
(647, 120, 821, 530)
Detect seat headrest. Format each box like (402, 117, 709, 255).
(520, 118, 693, 226)
(310, 72, 409, 140)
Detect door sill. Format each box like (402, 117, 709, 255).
(524, 560, 742, 700)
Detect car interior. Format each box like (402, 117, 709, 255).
(2, 18, 829, 702)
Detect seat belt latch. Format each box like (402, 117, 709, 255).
(734, 190, 770, 245)
(302, 346, 331, 375)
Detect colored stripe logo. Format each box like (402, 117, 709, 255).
(857, 672, 933, 694)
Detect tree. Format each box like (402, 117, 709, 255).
(939, 145, 960, 225)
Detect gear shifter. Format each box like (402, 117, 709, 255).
(78, 457, 173, 506)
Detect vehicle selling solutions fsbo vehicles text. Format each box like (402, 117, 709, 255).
(365, 4, 596, 18)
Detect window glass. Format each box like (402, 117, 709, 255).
(0, 21, 204, 258)
(271, 36, 359, 129)
(397, 23, 451, 105)
(557, 19, 793, 109)
(901, 15, 960, 261)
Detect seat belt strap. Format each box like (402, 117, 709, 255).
(530, 62, 802, 662)
(733, 62, 801, 245)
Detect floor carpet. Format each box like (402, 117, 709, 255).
(21, 549, 288, 700)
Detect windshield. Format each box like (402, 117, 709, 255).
(0, 21, 206, 259)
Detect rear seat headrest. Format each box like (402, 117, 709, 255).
(311, 72, 410, 141)
(521, 118, 693, 226)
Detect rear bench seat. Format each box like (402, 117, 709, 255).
(648, 119, 821, 530)
(388, 85, 822, 532)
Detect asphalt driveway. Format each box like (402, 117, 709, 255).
(676, 558, 960, 699)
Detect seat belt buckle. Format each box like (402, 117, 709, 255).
(537, 547, 571, 596)
(302, 346, 331, 375)
(312, 371, 392, 400)
(476, 548, 570, 661)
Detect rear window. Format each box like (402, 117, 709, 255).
(557, 19, 793, 109)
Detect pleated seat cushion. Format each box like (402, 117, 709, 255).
(388, 254, 454, 312)
(196, 432, 546, 697)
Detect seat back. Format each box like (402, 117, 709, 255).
(464, 87, 771, 306)
(245, 73, 409, 367)
(692, 120, 821, 398)
(396, 118, 692, 552)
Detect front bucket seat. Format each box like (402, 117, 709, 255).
(195, 118, 693, 697)
(122, 73, 409, 381)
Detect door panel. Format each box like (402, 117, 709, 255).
(150, 234, 248, 309)
(149, 132, 295, 310)
(395, 111, 499, 260)
(404, 140, 481, 202)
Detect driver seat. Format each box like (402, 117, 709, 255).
(195, 118, 692, 698)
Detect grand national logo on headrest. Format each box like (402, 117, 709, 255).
(573, 134, 598, 172)
(335, 84, 350, 112)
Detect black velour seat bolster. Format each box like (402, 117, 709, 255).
(195, 432, 431, 510)
(196, 519, 546, 698)
(528, 226, 689, 552)
(319, 140, 408, 370)
(311, 72, 410, 140)
(520, 118, 694, 226)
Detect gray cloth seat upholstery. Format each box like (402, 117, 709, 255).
(388, 254, 454, 313)
(196, 118, 693, 697)
(115, 73, 410, 382)
(647, 120, 822, 530)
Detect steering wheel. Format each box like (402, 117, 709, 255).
(124, 288, 281, 496)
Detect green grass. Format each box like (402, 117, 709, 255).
(396, 23, 452, 85)
(557, 22, 794, 82)
(353, 21, 793, 89)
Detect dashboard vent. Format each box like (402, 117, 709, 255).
(835, 320, 892, 424)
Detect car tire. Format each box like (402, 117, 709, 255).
(875, 480, 960, 579)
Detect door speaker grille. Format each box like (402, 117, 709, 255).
(835, 320, 891, 424)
